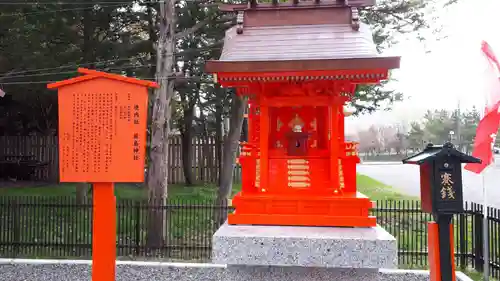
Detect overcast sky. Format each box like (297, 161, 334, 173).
(345, 0, 500, 135)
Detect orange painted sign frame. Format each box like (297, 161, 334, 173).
(428, 221, 457, 281)
(48, 68, 158, 281)
(48, 68, 158, 183)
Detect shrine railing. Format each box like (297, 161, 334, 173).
(0, 197, 498, 278)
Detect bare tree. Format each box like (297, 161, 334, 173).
(378, 126, 397, 154)
(357, 126, 382, 156)
(215, 94, 247, 226)
(390, 123, 409, 155)
(146, 0, 176, 251)
(146, 1, 234, 249)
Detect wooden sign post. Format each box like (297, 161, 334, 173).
(48, 68, 158, 281)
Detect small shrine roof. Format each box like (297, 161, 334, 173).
(47, 68, 159, 89)
(402, 143, 481, 165)
(206, 3, 400, 74)
(206, 23, 398, 73)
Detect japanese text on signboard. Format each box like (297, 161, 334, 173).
(58, 85, 147, 182)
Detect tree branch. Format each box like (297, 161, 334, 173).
(369, 8, 415, 28)
(174, 14, 234, 40)
(0, 68, 22, 82)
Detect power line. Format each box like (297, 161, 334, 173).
(3, 70, 79, 79)
(0, 3, 133, 17)
(0, 0, 221, 4)
(3, 63, 153, 79)
(0, 1, 168, 17)
(0, 0, 219, 16)
(0, 45, 222, 79)
(0, 76, 214, 85)
(0, 57, 146, 76)
(0, 1, 163, 5)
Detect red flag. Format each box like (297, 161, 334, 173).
(465, 41, 500, 174)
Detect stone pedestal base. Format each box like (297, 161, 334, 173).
(213, 222, 397, 269)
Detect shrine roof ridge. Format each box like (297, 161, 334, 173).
(402, 142, 481, 165)
(218, 0, 375, 12)
(47, 68, 159, 89)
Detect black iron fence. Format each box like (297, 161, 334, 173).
(0, 136, 241, 184)
(0, 197, 499, 278)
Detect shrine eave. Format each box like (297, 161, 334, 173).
(213, 69, 390, 88)
(47, 68, 159, 89)
(206, 56, 400, 74)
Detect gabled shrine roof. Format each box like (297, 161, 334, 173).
(207, 23, 398, 73)
(402, 143, 481, 165)
(47, 68, 159, 89)
(205, 1, 400, 74)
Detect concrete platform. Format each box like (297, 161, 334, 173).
(212, 222, 397, 269)
(0, 259, 475, 281)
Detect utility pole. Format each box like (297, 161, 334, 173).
(146, 0, 176, 250)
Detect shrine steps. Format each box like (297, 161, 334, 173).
(228, 193, 377, 227)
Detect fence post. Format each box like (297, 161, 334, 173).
(458, 213, 466, 269)
(214, 198, 228, 229)
(135, 201, 141, 256)
(474, 205, 484, 272)
(11, 198, 21, 257)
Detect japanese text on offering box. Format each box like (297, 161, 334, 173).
(440, 172, 456, 200)
(59, 90, 146, 182)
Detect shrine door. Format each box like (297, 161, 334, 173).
(267, 106, 331, 195)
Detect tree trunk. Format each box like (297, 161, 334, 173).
(75, 2, 95, 205)
(146, 0, 176, 254)
(215, 94, 247, 226)
(147, 3, 157, 80)
(181, 105, 195, 185)
(144, 3, 158, 186)
(215, 99, 224, 186)
(76, 183, 90, 204)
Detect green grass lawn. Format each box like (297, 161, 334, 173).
(0, 174, 412, 201)
(356, 174, 418, 201)
(0, 175, 493, 280)
(1, 175, 421, 260)
(0, 181, 241, 260)
(0, 182, 241, 201)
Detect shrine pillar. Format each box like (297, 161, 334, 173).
(329, 97, 340, 194)
(239, 143, 256, 194)
(259, 97, 269, 193)
(339, 108, 345, 142)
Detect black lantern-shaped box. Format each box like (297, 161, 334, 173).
(402, 142, 481, 215)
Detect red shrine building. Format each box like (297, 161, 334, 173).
(206, 0, 400, 227)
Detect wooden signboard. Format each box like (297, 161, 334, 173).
(48, 68, 157, 182)
(48, 68, 158, 281)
